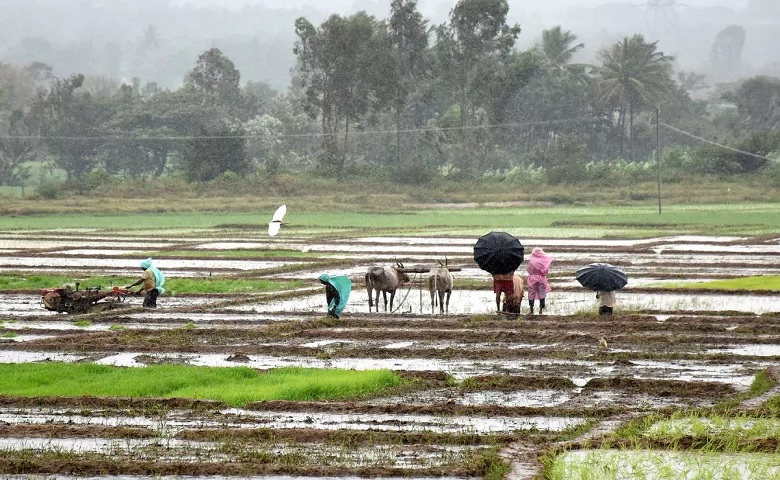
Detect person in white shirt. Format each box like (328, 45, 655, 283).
(596, 290, 616, 316)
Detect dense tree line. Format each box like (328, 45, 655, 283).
(0, 0, 779, 190)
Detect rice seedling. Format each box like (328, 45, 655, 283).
(660, 276, 780, 291)
(646, 414, 780, 445)
(0, 363, 403, 407)
(546, 449, 780, 479)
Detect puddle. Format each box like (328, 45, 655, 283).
(0, 408, 583, 434)
(0, 437, 470, 469)
(231, 290, 777, 316)
(705, 345, 780, 356)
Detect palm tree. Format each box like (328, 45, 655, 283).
(538, 26, 584, 76)
(596, 34, 674, 159)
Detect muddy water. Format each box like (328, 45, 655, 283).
(232, 290, 778, 316)
(0, 351, 751, 389)
(1, 232, 778, 477)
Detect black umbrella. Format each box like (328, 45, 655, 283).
(473, 231, 524, 275)
(575, 263, 628, 292)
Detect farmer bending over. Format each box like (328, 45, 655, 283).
(319, 273, 351, 319)
(127, 258, 166, 308)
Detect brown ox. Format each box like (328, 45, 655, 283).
(365, 262, 410, 313)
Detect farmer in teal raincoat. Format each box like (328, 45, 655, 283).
(318, 273, 351, 319)
(127, 258, 166, 308)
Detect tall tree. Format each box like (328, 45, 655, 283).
(723, 76, 780, 134)
(185, 48, 242, 111)
(538, 26, 584, 76)
(434, 0, 520, 172)
(0, 62, 39, 185)
(294, 12, 394, 173)
(32, 74, 110, 180)
(596, 34, 674, 159)
(387, 0, 429, 164)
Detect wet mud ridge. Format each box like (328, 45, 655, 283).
(0, 233, 778, 477)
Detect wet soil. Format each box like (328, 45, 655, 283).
(0, 232, 778, 478)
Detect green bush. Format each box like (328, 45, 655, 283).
(35, 179, 62, 199)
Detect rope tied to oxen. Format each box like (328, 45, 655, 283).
(391, 272, 419, 314)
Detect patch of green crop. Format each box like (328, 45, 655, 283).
(0, 275, 134, 291)
(645, 414, 780, 444)
(658, 275, 780, 291)
(1, 202, 779, 237)
(1, 332, 18, 339)
(546, 449, 780, 479)
(165, 278, 307, 295)
(0, 363, 403, 407)
(0, 274, 306, 295)
(73, 320, 92, 327)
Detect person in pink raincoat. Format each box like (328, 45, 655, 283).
(526, 247, 552, 314)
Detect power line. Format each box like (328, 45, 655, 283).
(661, 122, 775, 162)
(0, 116, 602, 141)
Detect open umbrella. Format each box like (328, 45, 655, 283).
(473, 231, 524, 275)
(575, 263, 628, 291)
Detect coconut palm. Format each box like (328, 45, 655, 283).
(596, 34, 674, 158)
(538, 26, 585, 76)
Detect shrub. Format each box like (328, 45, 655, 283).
(35, 179, 62, 199)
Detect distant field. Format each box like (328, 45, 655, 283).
(1, 203, 778, 237)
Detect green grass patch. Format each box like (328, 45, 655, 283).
(1, 332, 18, 339)
(165, 278, 307, 295)
(645, 414, 780, 444)
(547, 449, 780, 479)
(73, 320, 92, 327)
(0, 275, 133, 291)
(1, 202, 779, 237)
(0, 363, 403, 407)
(0, 274, 307, 295)
(657, 275, 780, 291)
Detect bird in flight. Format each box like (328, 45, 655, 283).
(268, 204, 287, 236)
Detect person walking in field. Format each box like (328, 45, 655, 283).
(127, 258, 165, 308)
(527, 247, 552, 314)
(596, 290, 616, 315)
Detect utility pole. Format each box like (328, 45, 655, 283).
(656, 107, 662, 214)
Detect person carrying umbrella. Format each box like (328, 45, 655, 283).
(596, 290, 617, 315)
(575, 263, 628, 316)
(318, 273, 351, 319)
(473, 232, 525, 314)
(526, 247, 552, 315)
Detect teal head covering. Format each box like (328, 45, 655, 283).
(319, 273, 351, 316)
(140, 258, 165, 295)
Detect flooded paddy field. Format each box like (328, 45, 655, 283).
(0, 229, 778, 478)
